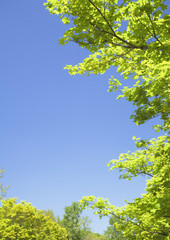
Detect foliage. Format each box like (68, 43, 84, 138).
(44, 0, 170, 239)
(83, 231, 107, 240)
(0, 198, 68, 240)
(0, 169, 8, 200)
(43, 208, 92, 237)
(44, 0, 170, 131)
(43, 209, 57, 222)
(80, 135, 170, 239)
(61, 202, 84, 240)
(56, 215, 62, 224)
(104, 216, 124, 239)
(80, 216, 92, 232)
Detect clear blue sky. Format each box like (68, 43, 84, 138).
(0, 0, 164, 234)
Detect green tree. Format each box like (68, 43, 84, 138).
(42, 209, 57, 222)
(45, 0, 170, 239)
(0, 169, 8, 200)
(44, 0, 170, 132)
(0, 198, 68, 240)
(104, 216, 124, 240)
(61, 202, 84, 240)
(80, 216, 92, 232)
(83, 231, 107, 240)
(43, 209, 62, 225)
(80, 135, 170, 239)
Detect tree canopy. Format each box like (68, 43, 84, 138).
(80, 135, 170, 239)
(61, 202, 84, 240)
(0, 198, 68, 240)
(45, 0, 170, 239)
(104, 215, 125, 239)
(42, 209, 58, 222)
(45, 0, 170, 131)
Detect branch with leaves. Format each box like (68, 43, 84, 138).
(45, 1, 170, 239)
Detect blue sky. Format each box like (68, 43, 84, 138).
(0, 0, 165, 234)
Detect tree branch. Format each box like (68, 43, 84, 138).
(145, 11, 163, 46)
(110, 212, 168, 237)
(83, 48, 133, 73)
(89, 21, 133, 49)
(87, 0, 148, 50)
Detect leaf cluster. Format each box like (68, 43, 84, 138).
(80, 136, 170, 239)
(0, 198, 68, 240)
(45, 0, 170, 130)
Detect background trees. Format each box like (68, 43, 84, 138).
(42, 209, 58, 222)
(45, 0, 170, 239)
(61, 202, 83, 240)
(83, 232, 107, 240)
(0, 196, 111, 240)
(0, 198, 68, 240)
(104, 216, 124, 240)
(61, 202, 92, 240)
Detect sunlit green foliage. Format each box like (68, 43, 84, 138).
(43, 209, 57, 222)
(80, 136, 170, 239)
(45, 0, 170, 239)
(0, 198, 68, 240)
(45, 0, 170, 131)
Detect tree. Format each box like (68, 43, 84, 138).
(61, 202, 84, 240)
(42, 209, 57, 222)
(44, 0, 170, 132)
(44, 0, 170, 239)
(80, 135, 170, 239)
(79, 216, 92, 232)
(104, 215, 124, 240)
(0, 198, 68, 240)
(83, 231, 107, 240)
(0, 169, 8, 200)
